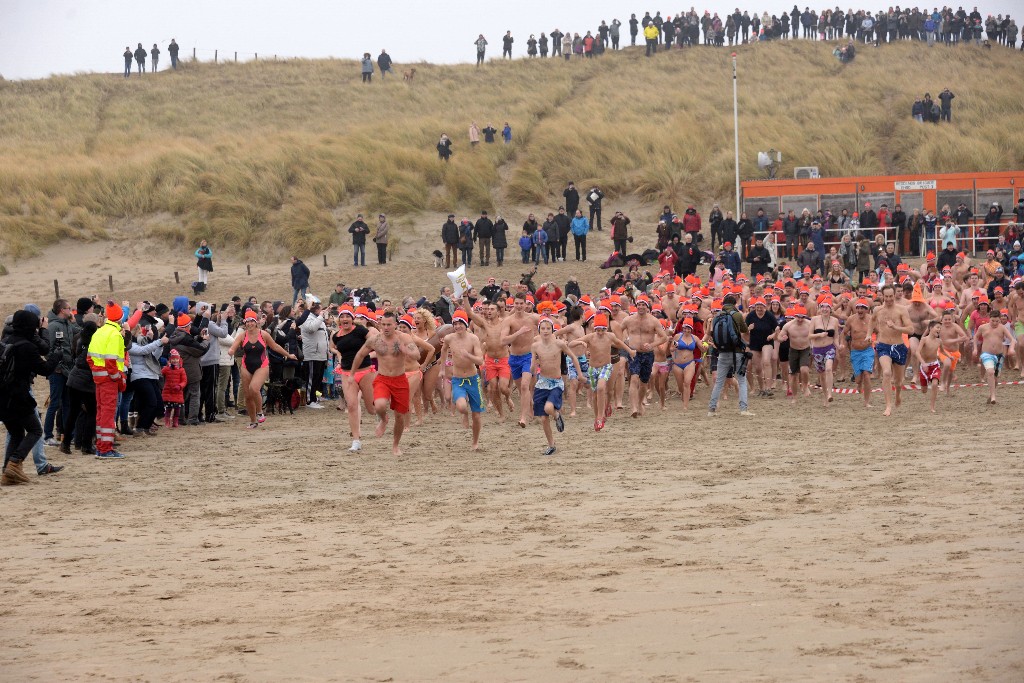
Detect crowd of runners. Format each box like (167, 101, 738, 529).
(3, 242, 1022, 483)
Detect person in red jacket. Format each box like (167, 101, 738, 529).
(161, 350, 187, 427)
(534, 282, 563, 302)
(682, 206, 702, 241)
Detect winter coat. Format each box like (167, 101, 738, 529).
(373, 218, 389, 244)
(169, 330, 208, 384)
(0, 318, 57, 418)
(127, 338, 165, 382)
(492, 219, 509, 248)
(441, 220, 460, 245)
(474, 217, 494, 239)
(291, 260, 310, 289)
(570, 216, 590, 237)
(298, 312, 329, 362)
(161, 365, 187, 403)
(348, 219, 369, 245)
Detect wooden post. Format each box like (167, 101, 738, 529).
(234, 51, 237, 63)
(174, 271, 180, 284)
(193, 47, 196, 60)
(214, 49, 218, 63)
(108, 274, 114, 291)
(255, 53, 258, 61)
(323, 254, 328, 267)
(53, 279, 60, 299)
(246, 264, 251, 276)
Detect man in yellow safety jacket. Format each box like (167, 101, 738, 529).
(88, 301, 127, 459)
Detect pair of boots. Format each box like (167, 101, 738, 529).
(118, 412, 139, 436)
(163, 408, 180, 428)
(1, 460, 30, 486)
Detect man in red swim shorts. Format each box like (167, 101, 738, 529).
(350, 311, 421, 455)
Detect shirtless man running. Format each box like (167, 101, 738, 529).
(905, 283, 939, 384)
(350, 311, 422, 455)
(777, 306, 813, 404)
(439, 310, 486, 450)
(974, 313, 1017, 405)
(870, 284, 914, 417)
(554, 307, 590, 416)
(464, 300, 513, 419)
(530, 318, 583, 455)
(915, 320, 942, 413)
(577, 313, 633, 431)
(937, 308, 969, 395)
(620, 296, 670, 418)
(499, 293, 541, 427)
(844, 298, 876, 407)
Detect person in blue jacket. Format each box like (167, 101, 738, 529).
(570, 210, 590, 262)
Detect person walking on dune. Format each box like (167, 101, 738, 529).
(361, 53, 373, 83)
(377, 49, 394, 79)
(290, 256, 310, 305)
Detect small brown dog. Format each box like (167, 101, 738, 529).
(403, 68, 416, 82)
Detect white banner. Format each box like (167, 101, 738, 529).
(447, 265, 471, 298)
(895, 180, 936, 190)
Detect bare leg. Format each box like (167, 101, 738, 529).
(517, 375, 532, 426)
(893, 364, 905, 407)
(471, 412, 482, 450)
(373, 398, 390, 436)
(879, 357, 894, 416)
(392, 411, 405, 455)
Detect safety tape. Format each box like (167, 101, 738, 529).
(829, 380, 1024, 394)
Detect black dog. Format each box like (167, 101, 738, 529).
(264, 378, 299, 415)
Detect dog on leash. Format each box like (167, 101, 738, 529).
(403, 68, 416, 82)
(264, 378, 300, 415)
(432, 249, 444, 267)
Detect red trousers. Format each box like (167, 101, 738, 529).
(95, 380, 119, 453)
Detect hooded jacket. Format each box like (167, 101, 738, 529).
(0, 311, 57, 417)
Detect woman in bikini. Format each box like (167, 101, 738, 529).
(329, 305, 376, 452)
(810, 297, 841, 405)
(827, 260, 848, 295)
(652, 318, 672, 410)
(396, 314, 437, 428)
(670, 317, 699, 411)
(228, 309, 296, 429)
(412, 309, 447, 415)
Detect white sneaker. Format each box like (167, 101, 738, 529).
(43, 438, 61, 447)
(706, 410, 716, 417)
(349, 440, 362, 452)
(217, 412, 236, 420)
(307, 402, 324, 409)
(739, 410, 757, 417)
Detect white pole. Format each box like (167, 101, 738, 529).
(732, 52, 740, 220)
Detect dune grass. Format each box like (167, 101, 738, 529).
(0, 42, 1021, 259)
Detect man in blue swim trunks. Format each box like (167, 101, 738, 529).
(975, 313, 1017, 405)
(845, 298, 876, 407)
(620, 295, 670, 418)
(500, 293, 541, 427)
(439, 311, 486, 450)
(530, 317, 583, 456)
(870, 285, 913, 416)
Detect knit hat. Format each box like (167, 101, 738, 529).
(77, 297, 93, 316)
(593, 313, 609, 330)
(12, 309, 39, 333)
(452, 310, 469, 326)
(106, 301, 123, 322)
(176, 312, 192, 328)
(169, 348, 181, 359)
(23, 303, 41, 316)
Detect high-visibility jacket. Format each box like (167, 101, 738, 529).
(644, 24, 660, 40)
(88, 320, 126, 383)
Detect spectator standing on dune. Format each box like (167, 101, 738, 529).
(123, 47, 132, 78)
(361, 53, 373, 83)
(373, 214, 389, 265)
(475, 34, 488, 65)
(134, 43, 147, 73)
(168, 39, 179, 69)
(150, 44, 160, 71)
(502, 31, 514, 58)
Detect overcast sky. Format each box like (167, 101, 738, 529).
(2, 1, 1020, 80)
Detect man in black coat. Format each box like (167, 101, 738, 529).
(290, 257, 310, 305)
(673, 233, 702, 277)
(935, 241, 959, 272)
(747, 236, 772, 278)
(348, 214, 369, 267)
(474, 211, 495, 266)
(563, 182, 580, 217)
(554, 207, 571, 262)
(377, 50, 394, 78)
(441, 214, 460, 268)
(2, 310, 60, 485)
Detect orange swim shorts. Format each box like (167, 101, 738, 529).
(483, 354, 512, 382)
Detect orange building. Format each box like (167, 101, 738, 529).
(741, 170, 1023, 225)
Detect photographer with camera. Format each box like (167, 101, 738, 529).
(706, 294, 756, 417)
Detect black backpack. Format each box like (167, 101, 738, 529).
(712, 311, 742, 352)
